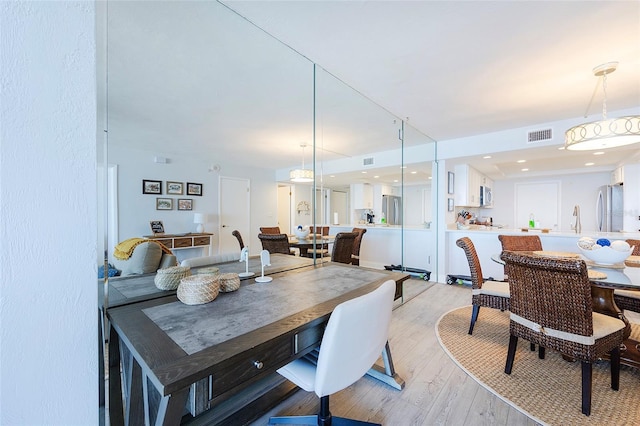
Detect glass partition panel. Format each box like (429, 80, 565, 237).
(401, 122, 438, 287)
(103, 1, 315, 270)
(312, 65, 404, 266)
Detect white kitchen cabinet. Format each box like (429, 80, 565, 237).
(454, 164, 483, 207)
(351, 183, 373, 209)
(611, 166, 624, 185)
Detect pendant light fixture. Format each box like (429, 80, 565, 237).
(565, 62, 640, 150)
(290, 143, 313, 183)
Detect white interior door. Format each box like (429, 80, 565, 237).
(277, 185, 292, 234)
(330, 190, 348, 226)
(219, 176, 250, 254)
(514, 181, 560, 230)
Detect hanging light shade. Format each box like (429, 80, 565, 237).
(289, 168, 313, 182)
(290, 143, 313, 183)
(565, 62, 640, 151)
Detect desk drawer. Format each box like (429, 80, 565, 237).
(193, 236, 210, 246)
(174, 237, 193, 248)
(211, 337, 292, 398)
(155, 238, 173, 248)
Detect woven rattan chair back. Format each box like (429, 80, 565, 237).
(626, 239, 640, 256)
(457, 237, 510, 335)
(259, 226, 281, 235)
(501, 250, 624, 416)
(258, 233, 293, 255)
(311, 226, 330, 236)
(331, 232, 358, 264)
(350, 228, 367, 266)
(498, 235, 542, 251)
(612, 239, 640, 313)
(232, 230, 245, 250)
(456, 237, 485, 291)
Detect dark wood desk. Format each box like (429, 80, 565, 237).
(102, 254, 316, 308)
(107, 263, 409, 425)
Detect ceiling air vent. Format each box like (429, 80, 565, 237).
(527, 128, 552, 143)
(363, 157, 374, 166)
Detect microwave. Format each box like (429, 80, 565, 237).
(480, 186, 493, 207)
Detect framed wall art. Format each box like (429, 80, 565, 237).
(156, 198, 173, 210)
(166, 181, 183, 195)
(150, 220, 165, 235)
(448, 198, 454, 212)
(187, 182, 203, 196)
(178, 199, 193, 211)
(143, 179, 162, 194)
(447, 172, 455, 194)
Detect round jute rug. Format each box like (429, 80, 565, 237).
(436, 306, 640, 426)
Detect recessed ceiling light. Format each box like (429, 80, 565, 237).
(558, 146, 565, 150)
(400, 166, 407, 169)
(374, 175, 379, 179)
(361, 171, 367, 174)
(428, 176, 432, 180)
(585, 162, 595, 166)
(517, 160, 526, 163)
(393, 179, 399, 183)
(483, 155, 492, 159)
(411, 171, 417, 174)
(521, 168, 529, 172)
(593, 151, 605, 155)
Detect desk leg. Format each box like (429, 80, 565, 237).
(365, 341, 405, 390)
(108, 325, 125, 426)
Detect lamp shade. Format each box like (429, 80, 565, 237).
(565, 116, 640, 150)
(193, 213, 205, 233)
(289, 168, 313, 183)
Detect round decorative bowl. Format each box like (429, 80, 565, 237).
(578, 244, 634, 265)
(294, 227, 310, 239)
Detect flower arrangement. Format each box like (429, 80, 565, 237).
(456, 210, 472, 223)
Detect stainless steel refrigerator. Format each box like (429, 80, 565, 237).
(382, 195, 402, 225)
(596, 184, 623, 232)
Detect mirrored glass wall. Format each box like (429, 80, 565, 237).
(99, 0, 438, 307)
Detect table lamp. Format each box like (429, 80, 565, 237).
(193, 213, 205, 233)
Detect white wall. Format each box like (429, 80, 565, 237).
(491, 171, 611, 232)
(107, 145, 278, 259)
(1, 2, 97, 424)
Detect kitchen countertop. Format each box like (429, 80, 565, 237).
(331, 224, 432, 231)
(445, 225, 640, 239)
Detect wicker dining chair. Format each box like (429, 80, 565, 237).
(613, 239, 640, 313)
(351, 227, 367, 266)
(331, 232, 358, 264)
(306, 226, 331, 258)
(231, 230, 245, 250)
(258, 233, 294, 255)
(498, 234, 542, 251)
(259, 226, 281, 235)
(456, 237, 510, 335)
(502, 251, 624, 416)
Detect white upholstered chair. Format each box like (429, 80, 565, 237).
(268, 280, 396, 426)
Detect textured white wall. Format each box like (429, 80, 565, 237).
(0, 2, 97, 424)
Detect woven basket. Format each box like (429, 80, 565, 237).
(218, 273, 241, 293)
(154, 266, 191, 290)
(177, 275, 220, 305)
(196, 266, 220, 276)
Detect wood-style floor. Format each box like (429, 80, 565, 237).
(250, 281, 540, 426)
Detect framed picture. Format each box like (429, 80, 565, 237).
(166, 181, 183, 195)
(448, 198, 454, 212)
(156, 198, 173, 210)
(447, 172, 455, 194)
(186, 182, 203, 196)
(178, 199, 193, 211)
(143, 179, 162, 194)
(150, 220, 165, 235)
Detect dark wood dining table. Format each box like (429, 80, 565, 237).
(494, 251, 640, 368)
(106, 260, 409, 425)
(288, 234, 335, 257)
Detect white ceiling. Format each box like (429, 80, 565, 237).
(101, 1, 640, 184)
